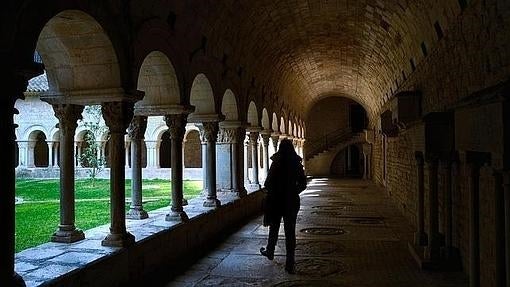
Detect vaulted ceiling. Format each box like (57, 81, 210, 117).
(197, 0, 459, 117)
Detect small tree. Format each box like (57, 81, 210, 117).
(79, 105, 108, 186)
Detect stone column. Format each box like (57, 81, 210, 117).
(493, 170, 505, 287)
(51, 104, 85, 243)
(202, 122, 221, 207)
(48, 142, 54, 167)
(503, 171, 510, 287)
(347, 145, 352, 172)
(0, 70, 38, 286)
(441, 159, 453, 254)
(125, 141, 130, 168)
(164, 114, 188, 221)
(425, 157, 440, 261)
(260, 132, 271, 182)
(468, 163, 481, 287)
(235, 127, 247, 197)
(27, 141, 36, 167)
(76, 142, 82, 167)
(145, 141, 157, 167)
(271, 133, 280, 155)
(414, 152, 427, 246)
(199, 125, 208, 191)
(249, 131, 261, 188)
(126, 116, 148, 220)
(155, 141, 161, 168)
(243, 136, 249, 185)
(101, 102, 135, 247)
(18, 141, 28, 167)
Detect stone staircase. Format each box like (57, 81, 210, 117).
(305, 130, 368, 176)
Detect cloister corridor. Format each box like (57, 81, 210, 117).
(164, 178, 468, 287)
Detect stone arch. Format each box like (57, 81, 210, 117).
(247, 101, 259, 127)
(190, 74, 215, 115)
(28, 130, 49, 168)
(184, 130, 202, 168)
(135, 51, 180, 113)
(261, 108, 270, 130)
(35, 10, 122, 97)
(23, 125, 49, 141)
(221, 89, 239, 121)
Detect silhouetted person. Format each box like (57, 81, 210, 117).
(260, 138, 307, 274)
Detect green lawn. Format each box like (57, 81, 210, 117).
(15, 178, 202, 252)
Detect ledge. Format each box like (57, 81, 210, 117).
(15, 189, 266, 287)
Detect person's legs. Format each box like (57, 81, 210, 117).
(283, 212, 298, 273)
(261, 214, 282, 260)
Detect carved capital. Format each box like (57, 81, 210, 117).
(128, 116, 148, 140)
(53, 104, 84, 134)
(102, 102, 134, 134)
(260, 133, 271, 146)
(201, 122, 219, 143)
(217, 128, 238, 144)
(249, 132, 259, 144)
(164, 114, 187, 140)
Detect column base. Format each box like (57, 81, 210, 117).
(408, 242, 448, 271)
(126, 208, 149, 220)
(51, 228, 85, 243)
(236, 187, 248, 197)
(413, 231, 428, 246)
(247, 183, 261, 192)
(101, 232, 135, 248)
(12, 272, 26, 287)
(182, 198, 189, 206)
(203, 198, 221, 208)
(165, 210, 189, 222)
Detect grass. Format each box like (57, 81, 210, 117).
(15, 178, 202, 252)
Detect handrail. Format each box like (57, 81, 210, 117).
(305, 127, 352, 158)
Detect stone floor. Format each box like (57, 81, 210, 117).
(165, 178, 469, 287)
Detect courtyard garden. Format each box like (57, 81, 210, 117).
(15, 178, 202, 252)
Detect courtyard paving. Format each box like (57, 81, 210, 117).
(165, 178, 468, 287)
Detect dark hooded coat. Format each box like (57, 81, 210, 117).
(263, 150, 307, 226)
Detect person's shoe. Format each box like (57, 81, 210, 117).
(285, 263, 296, 274)
(260, 247, 274, 260)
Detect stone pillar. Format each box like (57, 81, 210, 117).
(146, 141, 157, 167)
(469, 163, 481, 287)
(249, 131, 261, 189)
(493, 170, 505, 287)
(347, 145, 352, 172)
(125, 141, 130, 168)
(27, 141, 36, 167)
(101, 102, 135, 247)
(235, 127, 247, 197)
(51, 104, 85, 243)
(18, 141, 28, 167)
(76, 142, 82, 167)
(425, 157, 440, 261)
(441, 158, 456, 262)
(414, 152, 427, 246)
(202, 122, 221, 207)
(165, 114, 188, 221)
(48, 142, 54, 167)
(243, 136, 249, 185)
(126, 116, 148, 220)
(199, 126, 208, 191)
(503, 171, 510, 287)
(0, 70, 39, 286)
(155, 141, 161, 168)
(271, 133, 280, 156)
(260, 132, 271, 182)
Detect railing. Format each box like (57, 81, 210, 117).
(305, 127, 353, 159)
